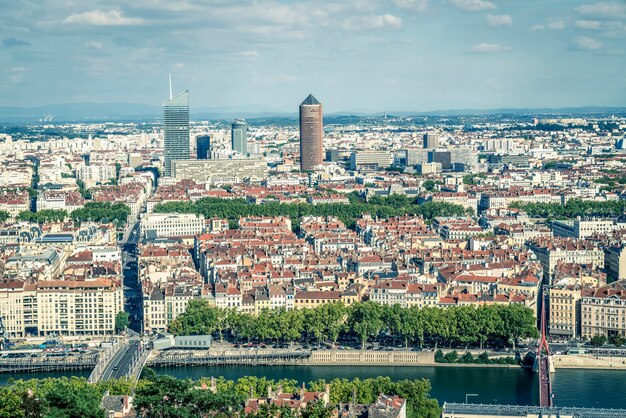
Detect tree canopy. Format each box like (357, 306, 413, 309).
(510, 198, 626, 219)
(153, 196, 469, 230)
(71, 202, 130, 224)
(168, 300, 538, 350)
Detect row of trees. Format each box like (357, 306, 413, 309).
(510, 198, 626, 219)
(71, 202, 131, 224)
(154, 196, 470, 230)
(169, 301, 539, 350)
(0, 376, 132, 418)
(3, 202, 131, 226)
(17, 209, 68, 224)
(135, 374, 441, 418)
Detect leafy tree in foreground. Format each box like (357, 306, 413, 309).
(115, 311, 130, 334)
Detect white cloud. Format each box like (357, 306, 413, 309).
(342, 14, 403, 30)
(572, 35, 603, 50)
(63, 10, 144, 26)
(449, 0, 496, 12)
(547, 21, 565, 30)
(10, 66, 27, 83)
(272, 73, 297, 83)
(85, 41, 103, 49)
(393, 0, 429, 12)
(235, 50, 260, 57)
(576, 2, 626, 19)
(574, 20, 624, 32)
(532, 24, 545, 30)
(575, 20, 602, 29)
(486, 14, 513, 27)
(467, 43, 511, 53)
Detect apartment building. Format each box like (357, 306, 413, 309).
(0, 278, 123, 337)
(172, 158, 268, 184)
(528, 238, 604, 284)
(0, 190, 29, 216)
(547, 284, 582, 339)
(143, 284, 208, 334)
(349, 151, 393, 171)
(37, 190, 85, 212)
(605, 244, 626, 282)
(552, 217, 617, 239)
(581, 280, 626, 339)
(140, 213, 205, 239)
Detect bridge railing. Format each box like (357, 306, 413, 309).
(88, 341, 124, 383)
(127, 345, 151, 385)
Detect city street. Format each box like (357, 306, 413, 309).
(122, 222, 142, 333)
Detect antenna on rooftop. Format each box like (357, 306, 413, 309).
(169, 73, 173, 100)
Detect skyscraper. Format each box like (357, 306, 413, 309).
(196, 135, 211, 160)
(231, 119, 248, 155)
(163, 90, 190, 177)
(299, 94, 323, 171)
(423, 133, 439, 149)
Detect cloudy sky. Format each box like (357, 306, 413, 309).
(1, 0, 625, 112)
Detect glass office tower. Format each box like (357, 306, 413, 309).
(231, 119, 248, 155)
(163, 90, 189, 177)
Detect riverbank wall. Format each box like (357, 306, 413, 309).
(553, 354, 626, 370)
(300, 350, 516, 367)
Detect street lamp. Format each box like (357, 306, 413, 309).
(466, 393, 479, 404)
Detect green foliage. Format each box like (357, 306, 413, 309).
(115, 311, 130, 333)
(16, 209, 68, 224)
(153, 197, 469, 230)
(135, 375, 245, 418)
(76, 179, 92, 199)
(462, 173, 487, 185)
(609, 334, 626, 348)
(510, 198, 626, 219)
(590, 334, 607, 347)
(71, 202, 130, 224)
(170, 302, 538, 350)
(435, 350, 517, 365)
(0, 377, 133, 418)
(0, 210, 10, 223)
(422, 180, 436, 191)
(444, 350, 458, 363)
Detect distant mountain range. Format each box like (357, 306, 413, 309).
(0, 103, 290, 123)
(0, 103, 625, 123)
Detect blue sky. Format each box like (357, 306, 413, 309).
(1, 0, 625, 112)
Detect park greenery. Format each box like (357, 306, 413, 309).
(593, 174, 626, 192)
(0, 376, 132, 418)
(135, 374, 441, 418)
(0, 374, 440, 418)
(16, 209, 68, 224)
(168, 301, 538, 350)
(5, 202, 130, 226)
(510, 198, 626, 219)
(0, 210, 10, 223)
(71, 202, 131, 225)
(434, 349, 518, 365)
(153, 194, 470, 230)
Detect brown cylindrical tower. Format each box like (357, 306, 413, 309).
(299, 94, 323, 171)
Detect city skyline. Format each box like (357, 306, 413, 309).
(1, 0, 625, 112)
